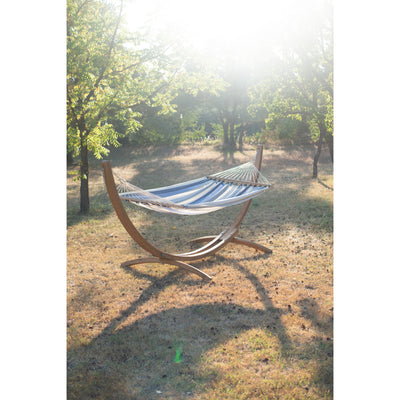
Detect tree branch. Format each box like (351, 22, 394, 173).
(83, 0, 124, 106)
(111, 44, 175, 75)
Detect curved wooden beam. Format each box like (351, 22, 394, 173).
(101, 161, 165, 259)
(121, 257, 212, 281)
(189, 236, 273, 254)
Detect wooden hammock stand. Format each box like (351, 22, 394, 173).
(101, 145, 272, 281)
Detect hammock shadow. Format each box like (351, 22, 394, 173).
(68, 255, 293, 399)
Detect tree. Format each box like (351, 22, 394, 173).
(202, 59, 265, 150)
(67, 0, 207, 213)
(67, 0, 144, 213)
(250, 0, 333, 178)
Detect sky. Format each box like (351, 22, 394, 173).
(124, 0, 329, 62)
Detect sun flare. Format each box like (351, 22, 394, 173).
(126, 0, 307, 59)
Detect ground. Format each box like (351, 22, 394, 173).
(67, 143, 333, 399)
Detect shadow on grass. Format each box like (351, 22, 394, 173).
(317, 178, 333, 191)
(296, 297, 333, 392)
(68, 252, 332, 399)
(67, 267, 277, 398)
(98, 144, 192, 168)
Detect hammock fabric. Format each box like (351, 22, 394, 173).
(115, 159, 271, 215)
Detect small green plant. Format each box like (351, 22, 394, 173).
(174, 342, 183, 363)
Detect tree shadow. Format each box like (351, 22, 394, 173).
(296, 297, 333, 393)
(317, 178, 333, 191)
(67, 250, 288, 397)
(297, 297, 333, 337)
(104, 144, 190, 168)
(68, 304, 273, 399)
(222, 147, 236, 163)
(68, 248, 333, 399)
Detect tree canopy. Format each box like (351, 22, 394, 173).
(67, 0, 223, 213)
(67, 0, 333, 213)
(249, 0, 333, 176)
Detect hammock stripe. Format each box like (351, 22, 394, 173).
(116, 159, 271, 215)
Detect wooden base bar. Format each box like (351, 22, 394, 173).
(101, 145, 272, 281)
(121, 257, 212, 281)
(189, 236, 273, 254)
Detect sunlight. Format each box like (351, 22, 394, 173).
(158, 0, 283, 46)
(126, 0, 302, 58)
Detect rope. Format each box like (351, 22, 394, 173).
(207, 160, 271, 187)
(115, 174, 186, 209)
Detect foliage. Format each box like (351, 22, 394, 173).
(249, 0, 333, 172)
(68, 0, 143, 159)
(261, 116, 310, 145)
(130, 112, 183, 145)
(67, 0, 224, 213)
(67, 0, 160, 212)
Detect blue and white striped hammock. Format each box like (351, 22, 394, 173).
(116, 158, 271, 215)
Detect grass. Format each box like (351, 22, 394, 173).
(67, 143, 333, 399)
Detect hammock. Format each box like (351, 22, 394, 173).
(101, 145, 272, 281)
(115, 158, 271, 215)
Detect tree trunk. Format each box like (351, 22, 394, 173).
(222, 121, 229, 148)
(238, 127, 246, 151)
(67, 150, 74, 166)
(325, 131, 333, 163)
(312, 135, 322, 179)
(80, 133, 90, 214)
(313, 121, 326, 178)
(204, 121, 212, 136)
(229, 104, 237, 148)
(229, 120, 236, 149)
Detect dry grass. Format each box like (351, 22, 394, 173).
(67, 143, 333, 399)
